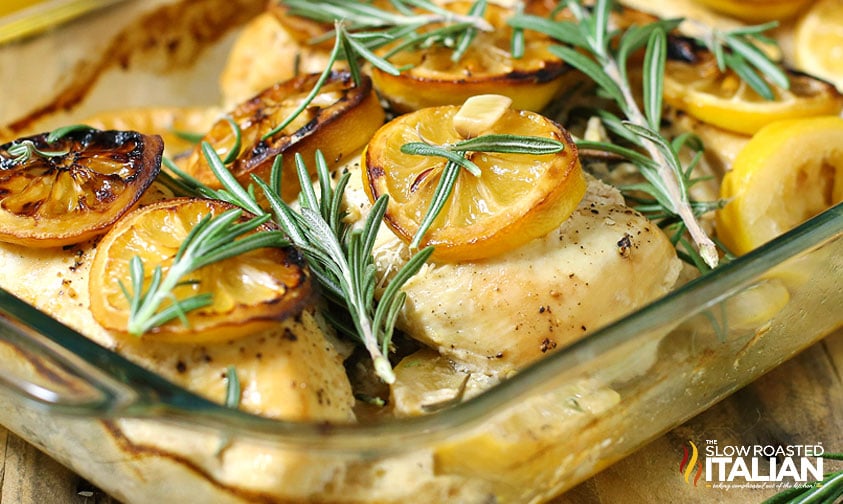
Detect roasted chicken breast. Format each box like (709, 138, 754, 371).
(344, 162, 682, 376)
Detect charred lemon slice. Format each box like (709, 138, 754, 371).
(370, 2, 570, 114)
(716, 116, 843, 255)
(0, 128, 162, 248)
(184, 71, 384, 202)
(362, 99, 586, 262)
(89, 197, 312, 343)
(690, 0, 814, 22)
(663, 39, 843, 135)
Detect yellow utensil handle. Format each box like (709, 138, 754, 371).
(0, 0, 127, 45)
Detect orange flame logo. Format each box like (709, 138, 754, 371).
(679, 441, 703, 486)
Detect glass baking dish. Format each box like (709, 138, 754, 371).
(1, 1, 842, 502)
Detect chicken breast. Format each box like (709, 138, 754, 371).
(344, 163, 682, 377)
(0, 184, 355, 422)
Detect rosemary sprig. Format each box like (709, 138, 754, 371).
(510, 0, 720, 268)
(255, 153, 434, 384)
(762, 453, 843, 504)
(170, 143, 433, 383)
(121, 204, 289, 336)
(401, 133, 566, 248)
(278, 0, 494, 63)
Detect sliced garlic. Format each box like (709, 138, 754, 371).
(453, 94, 513, 138)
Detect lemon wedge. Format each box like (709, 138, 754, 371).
(716, 116, 843, 254)
(794, 0, 843, 90)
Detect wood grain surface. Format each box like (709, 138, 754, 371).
(1, 328, 840, 504)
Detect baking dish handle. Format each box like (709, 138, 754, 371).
(0, 287, 155, 415)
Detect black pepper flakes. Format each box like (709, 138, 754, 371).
(617, 233, 633, 258)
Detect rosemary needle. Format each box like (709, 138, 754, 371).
(225, 365, 241, 409)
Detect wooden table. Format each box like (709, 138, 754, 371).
(1, 329, 841, 503)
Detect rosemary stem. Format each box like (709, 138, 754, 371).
(340, 249, 394, 382)
(355, 301, 396, 383)
(603, 57, 719, 268)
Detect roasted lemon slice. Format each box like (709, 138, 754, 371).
(690, 0, 815, 22)
(794, 0, 843, 90)
(663, 39, 843, 135)
(89, 197, 313, 343)
(0, 128, 162, 248)
(184, 71, 384, 202)
(370, 1, 570, 114)
(362, 100, 586, 262)
(716, 116, 843, 255)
